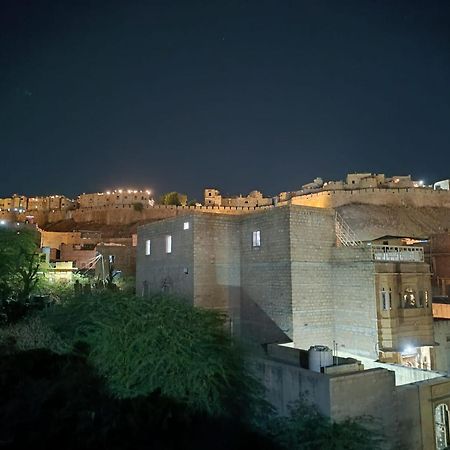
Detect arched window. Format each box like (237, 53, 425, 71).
(435, 403, 450, 450)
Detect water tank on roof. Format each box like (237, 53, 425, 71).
(308, 345, 333, 373)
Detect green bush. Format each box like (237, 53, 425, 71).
(42, 292, 266, 419)
(264, 401, 384, 450)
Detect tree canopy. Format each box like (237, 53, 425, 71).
(42, 292, 265, 419)
(159, 192, 187, 206)
(0, 228, 42, 302)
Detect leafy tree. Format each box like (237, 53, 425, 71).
(0, 228, 42, 302)
(42, 292, 268, 419)
(159, 192, 187, 206)
(264, 401, 384, 450)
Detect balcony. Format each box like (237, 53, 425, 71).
(371, 245, 424, 263)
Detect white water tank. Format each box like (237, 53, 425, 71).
(308, 345, 333, 373)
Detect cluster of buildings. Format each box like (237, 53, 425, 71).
(0, 194, 75, 213)
(38, 229, 136, 284)
(3, 172, 450, 448)
(0, 189, 154, 214)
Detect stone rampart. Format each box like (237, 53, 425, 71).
(290, 187, 450, 209)
(42, 204, 272, 226)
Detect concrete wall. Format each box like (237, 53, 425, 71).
(329, 368, 397, 445)
(434, 320, 450, 375)
(252, 350, 398, 449)
(252, 356, 332, 417)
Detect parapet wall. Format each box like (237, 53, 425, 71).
(41, 204, 273, 227)
(290, 188, 450, 209)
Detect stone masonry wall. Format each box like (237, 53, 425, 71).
(289, 206, 336, 349)
(136, 216, 194, 301)
(240, 207, 293, 343)
(290, 187, 450, 209)
(332, 247, 378, 358)
(192, 214, 241, 315)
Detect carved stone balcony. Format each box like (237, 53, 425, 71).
(371, 245, 424, 263)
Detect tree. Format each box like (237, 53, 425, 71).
(42, 292, 268, 419)
(159, 192, 187, 206)
(0, 228, 42, 302)
(264, 400, 384, 450)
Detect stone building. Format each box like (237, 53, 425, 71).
(136, 205, 449, 449)
(136, 205, 434, 365)
(95, 242, 136, 279)
(27, 195, 75, 212)
(279, 173, 438, 206)
(0, 194, 27, 212)
(78, 189, 154, 209)
(204, 188, 273, 207)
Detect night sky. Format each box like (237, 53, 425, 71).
(1, 1, 450, 201)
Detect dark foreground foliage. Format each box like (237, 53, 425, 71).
(0, 348, 278, 450)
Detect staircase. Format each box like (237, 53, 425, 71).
(335, 211, 363, 247)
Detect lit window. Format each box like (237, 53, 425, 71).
(183, 221, 190, 230)
(403, 288, 416, 308)
(165, 235, 172, 253)
(252, 230, 261, 247)
(145, 239, 151, 255)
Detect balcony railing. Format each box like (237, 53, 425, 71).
(371, 245, 424, 262)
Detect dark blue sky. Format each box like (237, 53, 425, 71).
(1, 0, 449, 200)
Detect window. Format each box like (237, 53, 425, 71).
(435, 404, 450, 450)
(145, 239, 151, 255)
(252, 230, 261, 247)
(183, 221, 190, 230)
(165, 235, 172, 253)
(418, 291, 425, 307)
(380, 288, 391, 311)
(403, 288, 416, 308)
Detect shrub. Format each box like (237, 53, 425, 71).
(264, 401, 384, 450)
(42, 292, 266, 419)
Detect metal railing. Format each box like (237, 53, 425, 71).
(371, 245, 424, 262)
(335, 212, 363, 247)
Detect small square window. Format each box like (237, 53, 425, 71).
(145, 239, 151, 255)
(252, 230, 261, 247)
(165, 235, 172, 253)
(183, 221, 190, 230)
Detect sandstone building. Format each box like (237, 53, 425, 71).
(204, 188, 273, 207)
(78, 189, 154, 208)
(136, 205, 450, 449)
(136, 205, 434, 364)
